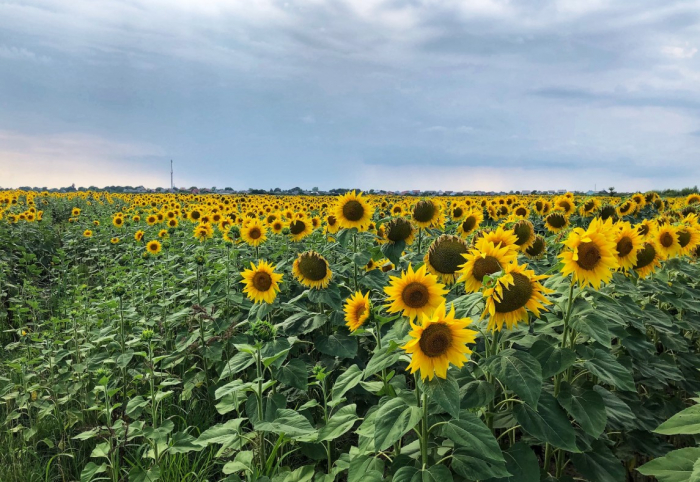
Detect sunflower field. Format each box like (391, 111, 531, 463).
(3, 189, 700, 482)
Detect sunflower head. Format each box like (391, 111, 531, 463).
(292, 251, 332, 289)
(457, 210, 484, 238)
(633, 242, 661, 278)
(545, 212, 569, 233)
(424, 235, 469, 285)
(146, 240, 162, 255)
(83, 229, 93, 238)
(654, 224, 681, 259)
(412, 199, 442, 228)
(512, 220, 535, 251)
(525, 236, 546, 259)
(241, 219, 267, 247)
(344, 291, 371, 332)
(333, 191, 374, 231)
(384, 264, 447, 321)
(402, 302, 477, 380)
(383, 217, 416, 245)
(289, 217, 313, 241)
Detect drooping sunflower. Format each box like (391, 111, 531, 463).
(524, 235, 546, 259)
(193, 223, 213, 242)
(653, 224, 681, 259)
(384, 264, 447, 321)
(599, 205, 618, 221)
(288, 216, 313, 242)
(402, 302, 477, 380)
(544, 212, 569, 233)
(240, 260, 283, 304)
(344, 291, 371, 332)
(241, 219, 267, 247)
(613, 222, 644, 271)
(559, 221, 619, 290)
(424, 235, 470, 285)
(579, 198, 600, 217)
(480, 263, 553, 332)
(334, 191, 374, 231)
(686, 193, 700, 206)
(411, 199, 443, 228)
(146, 240, 162, 255)
(380, 217, 416, 245)
(512, 219, 536, 251)
(633, 242, 662, 278)
(533, 198, 552, 216)
(292, 251, 332, 289)
(456, 210, 484, 238)
(458, 240, 518, 293)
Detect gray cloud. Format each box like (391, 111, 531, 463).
(1, 0, 700, 190)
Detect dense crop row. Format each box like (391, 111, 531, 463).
(2, 189, 700, 482)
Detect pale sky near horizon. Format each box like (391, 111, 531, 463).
(1, 0, 700, 192)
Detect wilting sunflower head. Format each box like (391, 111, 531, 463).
(344, 291, 371, 332)
(633, 242, 661, 278)
(412, 199, 442, 228)
(293, 250, 332, 289)
(382, 217, 416, 245)
(458, 240, 517, 293)
(241, 260, 283, 304)
(384, 264, 448, 321)
(525, 235, 546, 259)
(333, 191, 374, 232)
(599, 205, 618, 221)
(146, 240, 162, 255)
(424, 235, 469, 285)
(559, 223, 619, 290)
(544, 212, 569, 233)
(480, 263, 553, 332)
(686, 193, 700, 206)
(512, 220, 536, 251)
(402, 302, 477, 380)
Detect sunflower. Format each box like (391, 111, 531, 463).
(158, 229, 169, 239)
(554, 197, 575, 216)
(653, 224, 681, 259)
(384, 264, 447, 321)
(110, 237, 120, 244)
(533, 198, 552, 216)
(380, 217, 416, 245)
(456, 210, 483, 238)
(458, 240, 518, 293)
(512, 205, 530, 219)
(344, 291, 371, 332)
(193, 223, 213, 242)
(334, 191, 374, 231)
(633, 242, 662, 278)
(686, 194, 700, 206)
(112, 216, 124, 228)
(402, 302, 477, 380)
(525, 235, 546, 259)
(325, 215, 340, 234)
(512, 219, 536, 251)
(146, 214, 158, 226)
(480, 263, 553, 332)
(241, 219, 267, 247)
(146, 240, 162, 255)
(544, 212, 569, 233)
(480, 226, 519, 251)
(83, 229, 93, 238)
(292, 251, 333, 289)
(240, 260, 283, 304)
(559, 220, 619, 289)
(133, 215, 141, 222)
(134, 230, 145, 242)
(288, 217, 313, 242)
(167, 218, 179, 228)
(579, 198, 600, 217)
(599, 205, 618, 221)
(411, 199, 443, 228)
(677, 219, 700, 255)
(637, 219, 654, 239)
(616, 200, 637, 218)
(451, 203, 467, 221)
(614, 222, 644, 271)
(72, 207, 81, 216)
(424, 235, 469, 285)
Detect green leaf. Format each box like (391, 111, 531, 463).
(276, 359, 308, 390)
(557, 382, 607, 438)
(128, 466, 161, 482)
(441, 411, 505, 464)
(656, 404, 700, 435)
(348, 454, 384, 482)
(483, 349, 542, 407)
(315, 330, 357, 359)
(593, 385, 636, 429)
(318, 404, 358, 441)
(282, 465, 316, 482)
(424, 373, 461, 419)
(168, 431, 203, 454)
(195, 419, 245, 447)
(513, 392, 579, 452)
(223, 450, 255, 475)
(461, 380, 495, 409)
(332, 365, 363, 402)
(484, 442, 540, 482)
(278, 313, 327, 336)
(381, 239, 405, 266)
(530, 340, 577, 378)
(81, 462, 107, 482)
(584, 349, 636, 392)
(571, 440, 625, 482)
(219, 351, 255, 379)
(255, 409, 316, 439)
(637, 447, 700, 482)
(364, 346, 401, 379)
(451, 450, 511, 480)
(571, 310, 612, 348)
(126, 395, 149, 418)
(393, 465, 454, 482)
(373, 397, 422, 451)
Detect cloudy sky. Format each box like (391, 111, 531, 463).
(1, 0, 700, 192)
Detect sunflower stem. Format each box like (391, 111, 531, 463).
(420, 386, 429, 468)
(353, 231, 358, 291)
(418, 228, 423, 254)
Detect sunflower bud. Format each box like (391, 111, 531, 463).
(250, 320, 276, 343)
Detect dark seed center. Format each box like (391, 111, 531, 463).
(342, 200, 365, 222)
(547, 213, 566, 228)
(472, 256, 502, 282)
(576, 241, 601, 270)
(249, 227, 261, 239)
(253, 272, 273, 291)
(387, 218, 413, 242)
(462, 216, 477, 233)
(298, 255, 327, 281)
(413, 201, 436, 223)
(418, 323, 452, 357)
(289, 220, 306, 235)
(634, 243, 656, 269)
(616, 237, 634, 257)
(513, 222, 533, 246)
(428, 237, 468, 274)
(402, 282, 430, 308)
(660, 232, 674, 248)
(678, 230, 691, 248)
(494, 273, 533, 313)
